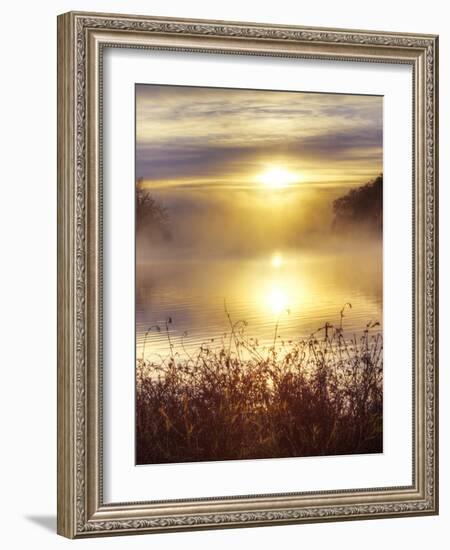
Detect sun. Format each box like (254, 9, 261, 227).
(257, 167, 298, 189)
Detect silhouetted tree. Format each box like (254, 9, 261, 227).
(332, 174, 382, 236)
(136, 178, 172, 241)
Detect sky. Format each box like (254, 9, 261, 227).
(136, 84, 382, 189)
(136, 84, 383, 258)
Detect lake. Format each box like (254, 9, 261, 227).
(136, 248, 382, 361)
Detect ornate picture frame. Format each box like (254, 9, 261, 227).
(57, 11, 438, 538)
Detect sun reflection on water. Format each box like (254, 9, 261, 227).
(265, 252, 296, 315)
(271, 253, 283, 269)
(136, 250, 383, 357)
(267, 285, 289, 315)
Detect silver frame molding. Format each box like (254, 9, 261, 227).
(57, 11, 439, 538)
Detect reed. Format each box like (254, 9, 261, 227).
(136, 307, 383, 464)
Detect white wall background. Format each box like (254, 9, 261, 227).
(0, 1, 446, 548)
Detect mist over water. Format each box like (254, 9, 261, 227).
(136, 247, 382, 359)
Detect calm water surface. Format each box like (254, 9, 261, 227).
(136, 250, 382, 360)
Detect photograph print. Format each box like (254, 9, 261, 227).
(135, 84, 383, 465)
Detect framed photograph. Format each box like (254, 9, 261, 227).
(57, 11, 438, 538)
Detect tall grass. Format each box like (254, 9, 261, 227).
(136, 306, 383, 465)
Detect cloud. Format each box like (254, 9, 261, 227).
(136, 84, 382, 188)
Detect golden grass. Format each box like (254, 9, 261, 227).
(136, 308, 382, 464)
